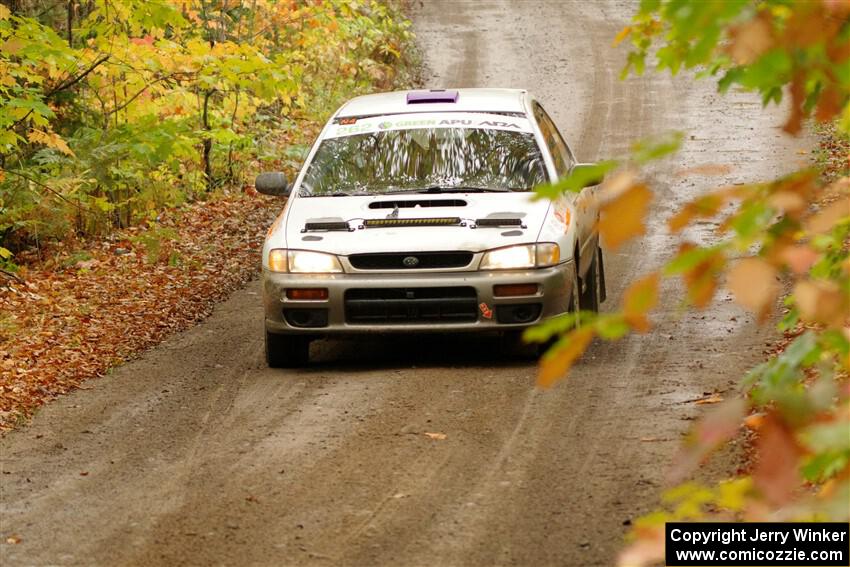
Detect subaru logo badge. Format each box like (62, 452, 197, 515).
(402, 256, 419, 268)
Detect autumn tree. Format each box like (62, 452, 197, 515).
(0, 0, 411, 256)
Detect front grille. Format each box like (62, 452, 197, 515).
(349, 251, 473, 270)
(345, 287, 478, 324)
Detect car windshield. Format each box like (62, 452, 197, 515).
(299, 127, 547, 196)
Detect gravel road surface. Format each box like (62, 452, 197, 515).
(1, 1, 807, 565)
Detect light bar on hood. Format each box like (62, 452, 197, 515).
(363, 217, 462, 228)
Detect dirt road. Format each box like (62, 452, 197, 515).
(1, 1, 807, 565)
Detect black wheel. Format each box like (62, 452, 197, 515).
(265, 331, 310, 368)
(579, 246, 602, 313)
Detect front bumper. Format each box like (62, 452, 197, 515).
(263, 262, 575, 335)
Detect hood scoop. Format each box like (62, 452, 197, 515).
(369, 199, 467, 209)
(302, 217, 353, 233)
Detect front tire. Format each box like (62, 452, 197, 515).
(579, 246, 602, 313)
(265, 331, 310, 368)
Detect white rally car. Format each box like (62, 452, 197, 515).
(257, 88, 605, 367)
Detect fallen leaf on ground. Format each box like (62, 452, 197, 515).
(424, 432, 447, 440)
(0, 194, 278, 430)
(6, 535, 21, 544)
(694, 393, 724, 405)
(744, 412, 766, 430)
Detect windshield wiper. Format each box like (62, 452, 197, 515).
(415, 186, 513, 194)
(302, 190, 370, 197)
(383, 185, 513, 195)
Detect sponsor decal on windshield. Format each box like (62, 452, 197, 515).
(328, 113, 532, 138)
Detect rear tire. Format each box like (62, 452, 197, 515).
(265, 331, 310, 368)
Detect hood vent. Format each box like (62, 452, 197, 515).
(369, 199, 466, 209)
(302, 219, 352, 232)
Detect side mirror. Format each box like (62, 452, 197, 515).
(255, 172, 290, 197)
(571, 163, 605, 188)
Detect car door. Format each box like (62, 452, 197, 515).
(532, 102, 596, 275)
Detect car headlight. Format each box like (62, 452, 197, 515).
(267, 249, 343, 273)
(479, 243, 560, 270)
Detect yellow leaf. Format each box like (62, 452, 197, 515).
(623, 272, 659, 333)
(612, 25, 631, 47)
(27, 129, 75, 157)
(726, 257, 779, 321)
(1, 38, 23, 54)
(537, 327, 594, 388)
(598, 183, 652, 250)
(0, 5, 9, 20)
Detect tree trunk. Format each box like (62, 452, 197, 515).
(67, 0, 74, 47)
(202, 89, 214, 192)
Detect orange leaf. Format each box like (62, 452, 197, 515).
(805, 198, 849, 234)
(598, 183, 652, 250)
(784, 73, 806, 135)
(727, 13, 774, 65)
(815, 85, 843, 123)
(679, 244, 725, 309)
(794, 280, 848, 328)
(753, 414, 802, 506)
(623, 272, 659, 333)
(612, 25, 631, 47)
(744, 412, 766, 430)
(726, 257, 779, 321)
(780, 245, 819, 275)
(537, 327, 594, 388)
(668, 193, 726, 233)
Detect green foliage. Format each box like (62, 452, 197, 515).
(0, 0, 414, 251)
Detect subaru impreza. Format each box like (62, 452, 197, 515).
(256, 88, 605, 367)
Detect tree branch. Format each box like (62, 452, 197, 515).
(3, 169, 91, 213)
(10, 54, 110, 131)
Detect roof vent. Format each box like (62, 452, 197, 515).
(406, 89, 459, 104)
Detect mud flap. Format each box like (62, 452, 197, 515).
(598, 247, 607, 304)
